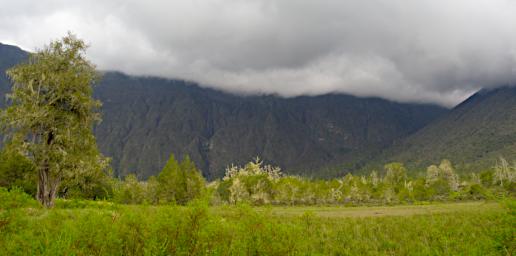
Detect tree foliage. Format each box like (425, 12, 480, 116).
(111, 154, 206, 205)
(0, 145, 36, 195)
(113, 174, 146, 204)
(157, 154, 205, 205)
(216, 157, 282, 205)
(425, 159, 460, 198)
(213, 159, 514, 206)
(0, 33, 109, 207)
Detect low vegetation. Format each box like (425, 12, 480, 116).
(1, 145, 515, 206)
(212, 158, 515, 206)
(1, 188, 514, 255)
(106, 156, 514, 206)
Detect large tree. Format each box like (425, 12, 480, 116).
(0, 33, 109, 207)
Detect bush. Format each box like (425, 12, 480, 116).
(218, 157, 281, 205)
(0, 148, 36, 196)
(0, 187, 39, 209)
(112, 174, 147, 204)
(54, 198, 117, 210)
(459, 183, 491, 200)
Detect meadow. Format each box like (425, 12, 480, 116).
(1, 188, 514, 256)
(1, 155, 515, 255)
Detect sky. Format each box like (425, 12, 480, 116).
(1, 0, 516, 107)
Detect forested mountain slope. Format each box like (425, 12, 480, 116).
(94, 72, 446, 178)
(0, 43, 27, 101)
(0, 43, 447, 179)
(373, 86, 516, 172)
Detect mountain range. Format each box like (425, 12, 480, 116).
(93, 71, 445, 179)
(370, 86, 516, 172)
(1, 42, 515, 179)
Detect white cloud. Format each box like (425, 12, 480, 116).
(1, 0, 515, 106)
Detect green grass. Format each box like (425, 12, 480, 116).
(1, 200, 514, 255)
(219, 201, 502, 218)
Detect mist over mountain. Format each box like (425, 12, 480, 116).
(0, 43, 447, 179)
(3, 1, 516, 107)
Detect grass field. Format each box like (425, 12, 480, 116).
(231, 201, 502, 218)
(1, 200, 514, 255)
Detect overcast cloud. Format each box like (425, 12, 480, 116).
(1, 0, 516, 106)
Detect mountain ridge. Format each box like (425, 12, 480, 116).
(1, 42, 448, 179)
(370, 85, 516, 172)
(94, 71, 446, 178)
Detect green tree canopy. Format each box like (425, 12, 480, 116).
(384, 162, 407, 186)
(157, 154, 205, 205)
(157, 153, 181, 204)
(0, 33, 109, 207)
(0, 145, 36, 194)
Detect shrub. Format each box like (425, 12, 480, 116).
(113, 174, 147, 204)
(0, 148, 36, 195)
(218, 157, 281, 205)
(0, 187, 39, 209)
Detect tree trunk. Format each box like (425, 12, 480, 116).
(36, 165, 60, 208)
(36, 131, 60, 208)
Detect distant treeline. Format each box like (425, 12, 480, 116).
(211, 157, 515, 206)
(1, 144, 514, 206)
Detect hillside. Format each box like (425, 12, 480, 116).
(374, 86, 516, 172)
(95, 72, 446, 179)
(0, 43, 447, 179)
(0, 43, 27, 101)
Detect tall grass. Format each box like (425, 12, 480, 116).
(1, 194, 513, 255)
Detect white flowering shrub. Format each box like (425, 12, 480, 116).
(274, 176, 303, 205)
(494, 157, 516, 186)
(218, 157, 282, 205)
(425, 160, 460, 194)
(214, 158, 514, 206)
